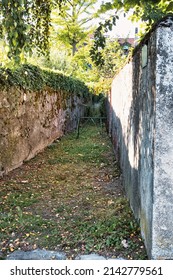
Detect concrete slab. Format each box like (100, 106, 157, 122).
(6, 249, 66, 260)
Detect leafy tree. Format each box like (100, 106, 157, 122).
(0, 0, 98, 62)
(62, 39, 128, 94)
(1, 0, 172, 64)
(98, 40, 130, 78)
(51, 0, 97, 55)
(28, 38, 127, 95)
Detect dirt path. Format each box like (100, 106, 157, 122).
(0, 124, 147, 259)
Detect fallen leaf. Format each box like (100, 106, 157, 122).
(121, 239, 128, 248)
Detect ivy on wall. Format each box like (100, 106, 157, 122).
(0, 64, 90, 98)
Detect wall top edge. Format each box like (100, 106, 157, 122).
(132, 14, 173, 56)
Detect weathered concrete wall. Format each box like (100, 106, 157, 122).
(153, 18, 173, 259)
(0, 86, 86, 175)
(108, 16, 173, 259)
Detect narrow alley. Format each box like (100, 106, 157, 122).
(0, 124, 147, 260)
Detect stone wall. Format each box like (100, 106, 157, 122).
(107, 16, 173, 259)
(0, 86, 87, 176)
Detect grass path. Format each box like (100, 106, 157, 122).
(0, 124, 147, 259)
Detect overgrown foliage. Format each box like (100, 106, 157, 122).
(27, 38, 128, 95)
(1, 0, 173, 64)
(0, 0, 98, 62)
(90, 0, 173, 65)
(0, 0, 53, 62)
(0, 64, 90, 97)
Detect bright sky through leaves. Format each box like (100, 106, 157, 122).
(94, 1, 139, 38)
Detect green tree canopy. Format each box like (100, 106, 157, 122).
(51, 0, 97, 56)
(1, 0, 173, 63)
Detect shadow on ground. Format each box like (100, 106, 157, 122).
(0, 124, 147, 260)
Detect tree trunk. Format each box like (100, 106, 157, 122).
(72, 41, 77, 56)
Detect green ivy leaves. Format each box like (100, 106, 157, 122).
(0, 63, 90, 98)
(90, 15, 119, 67)
(1, 0, 52, 63)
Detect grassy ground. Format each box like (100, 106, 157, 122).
(0, 124, 147, 259)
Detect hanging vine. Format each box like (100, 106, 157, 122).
(0, 0, 57, 62)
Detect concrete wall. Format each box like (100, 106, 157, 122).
(0, 87, 87, 176)
(108, 16, 173, 259)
